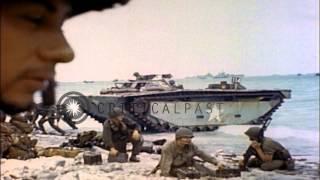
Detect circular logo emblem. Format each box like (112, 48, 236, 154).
(57, 91, 90, 124)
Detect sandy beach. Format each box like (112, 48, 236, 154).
(1, 119, 319, 180)
(1, 0, 318, 179)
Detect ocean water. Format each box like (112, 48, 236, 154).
(55, 74, 319, 161)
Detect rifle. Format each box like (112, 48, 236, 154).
(41, 79, 56, 106)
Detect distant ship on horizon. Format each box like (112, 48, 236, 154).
(213, 72, 244, 79)
(83, 80, 95, 83)
(195, 72, 244, 80)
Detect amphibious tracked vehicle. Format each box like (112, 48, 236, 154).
(82, 73, 291, 133)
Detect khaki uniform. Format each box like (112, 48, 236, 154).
(247, 137, 292, 171)
(102, 118, 143, 156)
(159, 141, 218, 177)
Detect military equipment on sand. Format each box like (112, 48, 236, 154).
(215, 168, 241, 178)
(37, 147, 81, 158)
(83, 151, 102, 165)
(175, 167, 201, 179)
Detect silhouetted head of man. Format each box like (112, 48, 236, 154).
(0, 0, 129, 114)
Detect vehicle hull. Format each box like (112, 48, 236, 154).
(83, 89, 291, 132)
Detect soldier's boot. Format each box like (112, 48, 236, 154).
(129, 136, 143, 162)
(38, 118, 48, 134)
(48, 118, 65, 136)
(129, 155, 140, 162)
(247, 158, 262, 168)
(260, 160, 285, 171)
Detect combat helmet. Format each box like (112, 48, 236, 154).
(244, 127, 264, 140)
(108, 107, 124, 118)
(176, 127, 194, 139)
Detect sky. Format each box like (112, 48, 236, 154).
(56, 0, 319, 82)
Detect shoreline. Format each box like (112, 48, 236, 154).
(1, 131, 319, 180)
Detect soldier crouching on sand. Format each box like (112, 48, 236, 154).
(103, 107, 143, 162)
(153, 127, 224, 178)
(239, 127, 294, 171)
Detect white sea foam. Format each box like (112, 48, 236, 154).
(218, 125, 319, 143)
(265, 126, 319, 143)
(217, 125, 258, 137)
